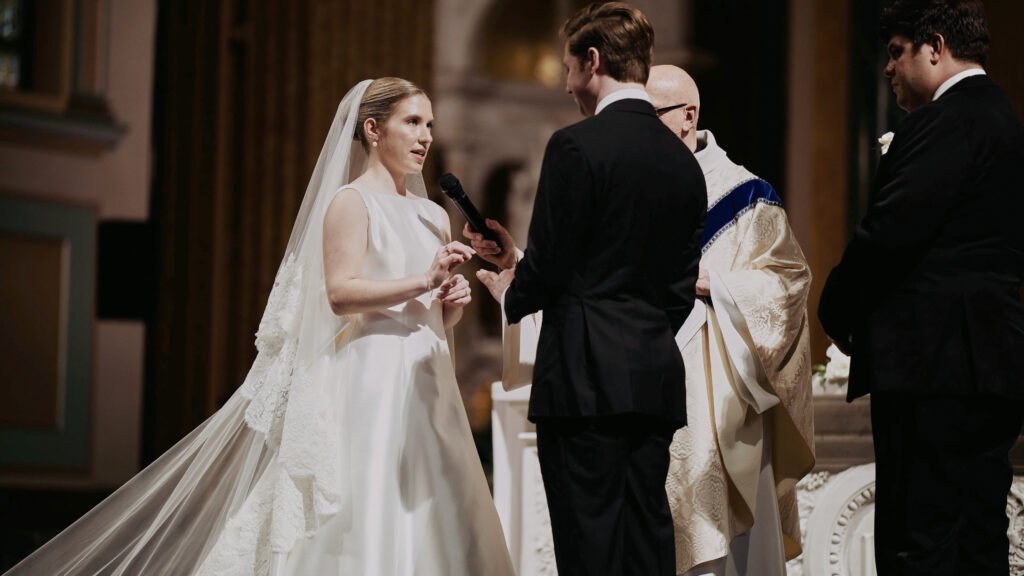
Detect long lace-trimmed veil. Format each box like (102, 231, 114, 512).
(6, 79, 426, 576)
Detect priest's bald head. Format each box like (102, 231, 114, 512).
(646, 65, 701, 152)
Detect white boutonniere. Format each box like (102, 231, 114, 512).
(812, 343, 852, 395)
(824, 344, 850, 382)
(878, 131, 895, 155)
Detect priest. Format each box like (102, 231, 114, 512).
(644, 64, 815, 576)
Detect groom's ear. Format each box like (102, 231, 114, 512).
(926, 33, 946, 64)
(585, 46, 601, 74)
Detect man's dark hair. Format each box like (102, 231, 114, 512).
(561, 2, 654, 84)
(881, 0, 989, 66)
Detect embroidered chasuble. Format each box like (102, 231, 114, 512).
(668, 130, 814, 575)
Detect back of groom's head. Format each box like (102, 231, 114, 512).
(562, 2, 654, 84)
(881, 0, 989, 66)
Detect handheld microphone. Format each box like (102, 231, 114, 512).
(438, 173, 503, 255)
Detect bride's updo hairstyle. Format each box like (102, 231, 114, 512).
(355, 77, 426, 151)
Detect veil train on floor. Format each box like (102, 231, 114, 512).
(5, 80, 401, 576)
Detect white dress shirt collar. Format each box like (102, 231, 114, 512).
(594, 87, 651, 115)
(933, 68, 986, 101)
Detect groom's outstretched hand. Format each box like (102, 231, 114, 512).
(463, 219, 517, 270)
(476, 267, 515, 304)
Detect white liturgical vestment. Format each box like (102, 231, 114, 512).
(670, 130, 814, 576)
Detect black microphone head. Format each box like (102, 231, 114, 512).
(438, 173, 464, 198)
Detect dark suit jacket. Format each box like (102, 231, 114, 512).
(819, 75, 1024, 401)
(504, 98, 707, 426)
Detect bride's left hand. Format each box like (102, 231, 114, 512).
(438, 274, 472, 307)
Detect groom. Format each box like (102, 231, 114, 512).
(475, 3, 706, 574)
(819, 0, 1024, 573)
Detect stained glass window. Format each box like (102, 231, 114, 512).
(0, 0, 19, 40)
(0, 0, 23, 89)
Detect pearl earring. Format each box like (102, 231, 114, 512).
(372, 140, 378, 147)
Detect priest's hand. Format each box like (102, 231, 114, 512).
(696, 268, 710, 296)
(464, 219, 518, 270)
(476, 267, 516, 303)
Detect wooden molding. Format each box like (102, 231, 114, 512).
(0, 101, 124, 154)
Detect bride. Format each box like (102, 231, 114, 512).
(6, 78, 515, 576)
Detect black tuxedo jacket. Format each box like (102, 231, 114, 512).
(505, 98, 707, 426)
(819, 75, 1024, 401)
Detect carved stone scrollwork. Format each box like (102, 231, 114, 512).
(785, 472, 830, 576)
(792, 467, 1024, 576)
(1006, 477, 1024, 576)
(791, 464, 877, 576)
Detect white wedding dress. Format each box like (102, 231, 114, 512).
(198, 183, 514, 575)
(270, 183, 513, 575)
(5, 81, 514, 576)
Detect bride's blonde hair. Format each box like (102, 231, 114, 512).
(356, 77, 426, 151)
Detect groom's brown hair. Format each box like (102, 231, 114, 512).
(562, 2, 654, 84)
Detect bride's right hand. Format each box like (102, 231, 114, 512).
(426, 241, 475, 290)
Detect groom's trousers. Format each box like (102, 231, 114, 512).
(535, 414, 678, 576)
(871, 391, 1024, 576)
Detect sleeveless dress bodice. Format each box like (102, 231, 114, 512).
(344, 185, 450, 348)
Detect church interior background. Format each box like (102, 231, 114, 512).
(1, 0, 1023, 572)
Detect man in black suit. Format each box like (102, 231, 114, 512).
(474, 3, 706, 574)
(818, 1, 1024, 573)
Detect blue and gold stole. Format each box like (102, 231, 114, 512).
(702, 178, 782, 253)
